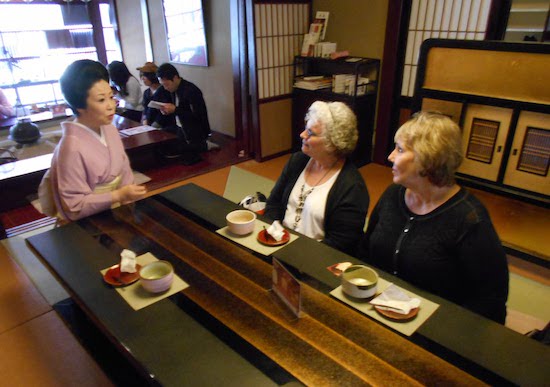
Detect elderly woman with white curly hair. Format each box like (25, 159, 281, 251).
(265, 101, 370, 255)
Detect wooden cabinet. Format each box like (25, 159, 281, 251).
(457, 105, 549, 196)
(291, 56, 380, 167)
(503, 111, 550, 195)
(458, 104, 513, 182)
(413, 39, 549, 205)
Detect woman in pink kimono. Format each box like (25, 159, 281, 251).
(40, 60, 146, 221)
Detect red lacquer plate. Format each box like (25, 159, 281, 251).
(374, 306, 419, 321)
(257, 229, 290, 246)
(103, 264, 142, 287)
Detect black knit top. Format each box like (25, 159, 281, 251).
(358, 184, 509, 323)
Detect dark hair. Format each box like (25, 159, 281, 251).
(140, 71, 159, 84)
(107, 61, 132, 96)
(157, 63, 179, 81)
(60, 59, 109, 116)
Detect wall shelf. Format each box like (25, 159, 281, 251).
(291, 56, 380, 166)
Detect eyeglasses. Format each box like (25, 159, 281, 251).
(305, 127, 321, 138)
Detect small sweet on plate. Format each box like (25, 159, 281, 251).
(374, 305, 419, 320)
(370, 284, 421, 321)
(257, 228, 290, 246)
(327, 261, 353, 276)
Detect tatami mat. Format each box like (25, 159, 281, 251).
(223, 166, 276, 204)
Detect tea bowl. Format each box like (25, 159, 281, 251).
(341, 265, 378, 299)
(226, 209, 256, 235)
(139, 260, 174, 293)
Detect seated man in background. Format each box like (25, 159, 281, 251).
(156, 63, 212, 165)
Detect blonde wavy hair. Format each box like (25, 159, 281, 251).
(306, 101, 358, 157)
(395, 111, 463, 187)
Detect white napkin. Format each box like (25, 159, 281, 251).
(266, 220, 285, 241)
(120, 249, 137, 273)
(370, 284, 421, 315)
(335, 262, 352, 272)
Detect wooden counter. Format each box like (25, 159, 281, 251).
(26, 184, 550, 385)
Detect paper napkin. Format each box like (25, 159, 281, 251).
(120, 249, 137, 273)
(267, 220, 285, 241)
(370, 283, 421, 315)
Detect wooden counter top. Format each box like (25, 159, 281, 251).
(28, 198, 484, 386)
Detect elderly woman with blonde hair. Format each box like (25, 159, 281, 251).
(265, 101, 369, 255)
(357, 111, 508, 323)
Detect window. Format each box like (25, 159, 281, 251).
(0, 0, 121, 114)
(162, 0, 208, 67)
(401, 0, 492, 97)
(254, 2, 310, 100)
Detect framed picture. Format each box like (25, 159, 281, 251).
(162, 0, 209, 67)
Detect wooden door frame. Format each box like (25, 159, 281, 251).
(230, 0, 264, 161)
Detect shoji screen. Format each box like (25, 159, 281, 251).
(254, 2, 310, 100)
(402, 0, 492, 97)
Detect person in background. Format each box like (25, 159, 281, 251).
(265, 101, 369, 256)
(357, 111, 508, 324)
(0, 89, 15, 119)
(136, 61, 172, 128)
(156, 63, 211, 165)
(107, 61, 143, 112)
(39, 59, 146, 221)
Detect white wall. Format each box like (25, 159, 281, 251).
(115, 0, 235, 136)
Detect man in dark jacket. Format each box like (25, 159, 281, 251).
(157, 63, 211, 165)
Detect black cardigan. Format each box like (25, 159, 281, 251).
(358, 184, 509, 323)
(265, 152, 369, 256)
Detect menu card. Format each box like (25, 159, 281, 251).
(271, 258, 302, 318)
(119, 125, 158, 137)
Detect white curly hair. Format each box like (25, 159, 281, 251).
(305, 101, 358, 157)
